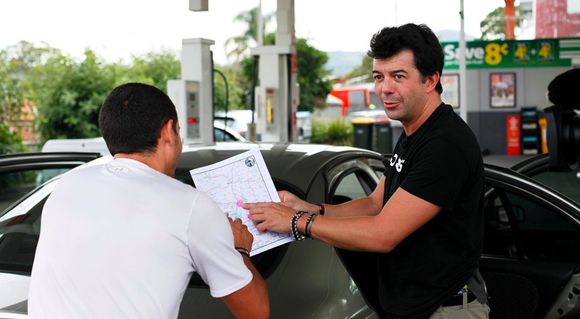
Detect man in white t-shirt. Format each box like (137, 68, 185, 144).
(28, 83, 269, 319)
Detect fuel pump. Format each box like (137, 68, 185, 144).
(167, 38, 214, 145)
(250, 0, 299, 143)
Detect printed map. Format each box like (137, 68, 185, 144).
(189, 148, 292, 255)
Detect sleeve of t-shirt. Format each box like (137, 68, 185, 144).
(400, 137, 469, 211)
(186, 191, 253, 298)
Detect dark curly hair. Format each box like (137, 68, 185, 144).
(368, 23, 444, 94)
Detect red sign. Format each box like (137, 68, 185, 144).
(506, 115, 521, 155)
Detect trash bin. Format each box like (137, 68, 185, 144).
(373, 118, 392, 154)
(351, 117, 374, 150)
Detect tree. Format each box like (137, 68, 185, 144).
(225, 7, 273, 64)
(480, 5, 524, 40)
(240, 33, 332, 112)
(26, 50, 116, 140)
(0, 41, 60, 153)
(123, 51, 180, 92)
(213, 65, 247, 111)
(345, 55, 373, 83)
(294, 38, 332, 110)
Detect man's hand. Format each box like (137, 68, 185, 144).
(278, 190, 318, 212)
(227, 216, 253, 252)
(223, 215, 270, 319)
(242, 202, 295, 234)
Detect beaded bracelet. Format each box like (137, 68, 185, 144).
(304, 213, 317, 238)
(290, 211, 306, 241)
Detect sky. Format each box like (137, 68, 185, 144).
(0, 0, 508, 65)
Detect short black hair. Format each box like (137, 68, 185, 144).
(368, 23, 444, 94)
(99, 82, 178, 155)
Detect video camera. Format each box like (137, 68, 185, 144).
(543, 68, 580, 170)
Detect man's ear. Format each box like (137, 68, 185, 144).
(424, 72, 440, 93)
(159, 120, 175, 144)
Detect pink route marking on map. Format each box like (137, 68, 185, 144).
(236, 199, 252, 220)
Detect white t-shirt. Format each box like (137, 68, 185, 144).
(29, 158, 252, 319)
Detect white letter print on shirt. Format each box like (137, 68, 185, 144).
(389, 154, 405, 173)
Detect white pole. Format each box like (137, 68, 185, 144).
(458, 0, 468, 123)
(257, 0, 263, 46)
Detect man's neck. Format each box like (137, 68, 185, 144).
(114, 152, 172, 176)
(402, 95, 442, 136)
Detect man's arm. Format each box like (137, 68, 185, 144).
(221, 256, 269, 319)
(221, 218, 269, 319)
(305, 187, 441, 252)
(277, 176, 386, 218)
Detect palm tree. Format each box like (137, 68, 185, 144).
(225, 7, 273, 64)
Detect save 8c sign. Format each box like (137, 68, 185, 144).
(442, 39, 567, 69)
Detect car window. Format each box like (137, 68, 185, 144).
(330, 167, 378, 206)
(213, 128, 236, 142)
(0, 181, 54, 275)
(333, 173, 367, 201)
(0, 168, 67, 212)
(529, 169, 580, 204)
(483, 185, 580, 262)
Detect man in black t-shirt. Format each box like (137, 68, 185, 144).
(244, 23, 489, 319)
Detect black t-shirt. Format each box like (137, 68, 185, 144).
(378, 103, 484, 318)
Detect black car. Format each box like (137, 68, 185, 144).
(0, 145, 578, 318)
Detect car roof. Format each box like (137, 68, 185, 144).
(177, 143, 383, 193)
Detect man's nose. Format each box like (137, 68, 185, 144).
(378, 78, 394, 94)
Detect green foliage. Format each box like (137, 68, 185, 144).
(122, 51, 180, 92)
(0, 41, 57, 153)
(225, 7, 274, 63)
(1, 41, 182, 146)
(295, 38, 333, 112)
(347, 55, 373, 83)
(213, 65, 247, 111)
(26, 50, 116, 140)
(311, 117, 352, 146)
(239, 33, 332, 113)
(480, 5, 523, 40)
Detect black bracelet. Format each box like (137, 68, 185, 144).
(304, 213, 317, 238)
(318, 203, 325, 216)
(290, 211, 306, 241)
(235, 247, 250, 258)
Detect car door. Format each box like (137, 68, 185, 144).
(177, 152, 383, 319)
(0, 152, 100, 314)
(0, 152, 101, 212)
(481, 164, 580, 319)
(324, 155, 385, 317)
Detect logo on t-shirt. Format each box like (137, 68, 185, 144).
(389, 153, 405, 173)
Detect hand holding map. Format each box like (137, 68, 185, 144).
(189, 148, 292, 256)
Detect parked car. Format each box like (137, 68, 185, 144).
(215, 110, 254, 138)
(40, 122, 246, 156)
(0, 146, 579, 318)
(215, 110, 312, 143)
